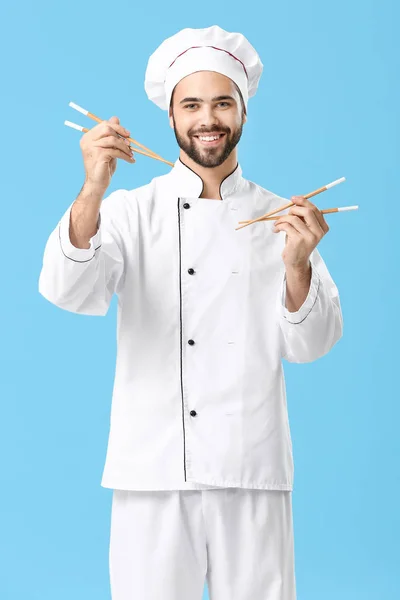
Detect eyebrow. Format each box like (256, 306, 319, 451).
(179, 95, 236, 104)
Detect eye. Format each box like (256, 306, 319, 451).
(183, 102, 231, 109)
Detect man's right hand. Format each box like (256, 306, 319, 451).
(80, 116, 135, 193)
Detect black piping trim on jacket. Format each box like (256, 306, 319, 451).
(178, 158, 204, 197)
(178, 157, 240, 200)
(58, 222, 102, 263)
(283, 273, 321, 324)
(219, 162, 239, 198)
(177, 197, 187, 481)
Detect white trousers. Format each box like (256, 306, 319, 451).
(109, 488, 297, 600)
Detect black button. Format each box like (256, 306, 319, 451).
(188, 268, 195, 275)
(188, 339, 195, 345)
(183, 203, 190, 209)
(190, 410, 197, 417)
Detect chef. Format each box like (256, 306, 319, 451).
(39, 24, 343, 600)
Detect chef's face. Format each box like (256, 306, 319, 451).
(169, 71, 246, 168)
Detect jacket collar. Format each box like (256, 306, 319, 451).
(167, 157, 244, 200)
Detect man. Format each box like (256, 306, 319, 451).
(39, 25, 343, 600)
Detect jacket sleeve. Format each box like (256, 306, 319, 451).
(38, 189, 128, 316)
(277, 247, 343, 363)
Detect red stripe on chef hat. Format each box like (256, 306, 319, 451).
(168, 46, 249, 79)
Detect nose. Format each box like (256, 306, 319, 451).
(198, 104, 221, 128)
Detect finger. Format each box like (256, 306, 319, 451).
(291, 195, 311, 206)
(274, 221, 302, 239)
(94, 136, 134, 160)
(291, 196, 328, 233)
(91, 119, 131, 142)
(94, 146, 136, 164)
(107, 116, 131, 138)
(288, 205, 325, 237)
(274, 214, 314, 238)
(93, 135, 134, 159)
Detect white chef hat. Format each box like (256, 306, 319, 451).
(144, 25, 263, 112)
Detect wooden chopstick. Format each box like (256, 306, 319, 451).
(238, 205, 358, 224)
(235, 177, 346, 231)
(68, 102, 174, 167)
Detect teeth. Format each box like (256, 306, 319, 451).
(198, 135, 222, 141)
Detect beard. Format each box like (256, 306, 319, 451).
(171, 116, 244, 168)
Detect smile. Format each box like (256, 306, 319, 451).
(194, 133, 226, 146)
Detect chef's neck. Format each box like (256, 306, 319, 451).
(179, 148, 238, 201)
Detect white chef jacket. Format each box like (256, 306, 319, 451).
(38, 158, 343, 491)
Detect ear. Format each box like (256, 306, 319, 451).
(168, 107, 174, 129)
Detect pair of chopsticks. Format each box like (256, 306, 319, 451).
(235, 177, 358, 230)
(64, 102, 174, 167)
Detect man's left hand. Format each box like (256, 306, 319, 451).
(273, 195, 329, 270)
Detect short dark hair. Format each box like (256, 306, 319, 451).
(233, 82, 247, 116)
(169, 81, 246, 116)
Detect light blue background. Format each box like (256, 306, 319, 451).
(1, 0, 398, 598)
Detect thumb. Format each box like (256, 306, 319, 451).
(108, 116, 120, 124)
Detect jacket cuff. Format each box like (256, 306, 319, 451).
(279, 259, 321, 324)
(58, 204, 102, 262)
